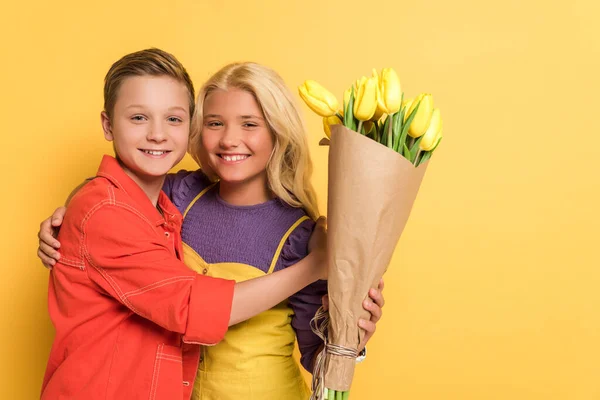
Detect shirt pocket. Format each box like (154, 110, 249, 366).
(149, 343, 184, 400)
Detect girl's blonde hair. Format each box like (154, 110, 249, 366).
(189, 62, 320, 220)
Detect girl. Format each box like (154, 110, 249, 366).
(38, 61, 384, 400)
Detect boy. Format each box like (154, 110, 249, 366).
(41, 48, 326, 399)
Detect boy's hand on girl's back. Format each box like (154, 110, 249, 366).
(37, 206, 66, 269)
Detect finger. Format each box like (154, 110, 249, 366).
(378, 278, 385, 291)
(315, 216, 327, 229)
(39, 228, 61, 249)
(363, 298, 382, 322)
(39, 241, 61, 261)
(38, 249, 55, 270)
(369, 288, 385, 308)
(358, 318, 376, 334)
(321, 295, 329, 311)
(52, 207, 67, 226)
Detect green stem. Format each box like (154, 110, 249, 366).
(357, 120, 363, 134)
(336, 112, 343, 120)
(387, 113, 394, 148)
(413, 149, 422, 165)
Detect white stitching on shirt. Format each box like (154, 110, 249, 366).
(149, 343, 163, 400)
(122, 276, 195, 298)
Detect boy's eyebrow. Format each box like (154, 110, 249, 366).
(125, 105, 188, 113)
(168, 106, 188, 113)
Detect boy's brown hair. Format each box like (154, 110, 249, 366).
(103, 48, 195, 120)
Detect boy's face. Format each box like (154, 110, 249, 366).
(101, 75, 190, 186)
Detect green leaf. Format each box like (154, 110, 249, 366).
(418, 151, 432, 166)
(392, 93, 405, 151)
(403, 143, 411, 159)
(418, 137, 442, 166)
(397, 100, 420, 154)
(381, 115, 391, 146)
(344, 88, 357, 132)
(409, 137, 423, 162)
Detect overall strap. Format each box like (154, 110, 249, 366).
(267, 215, 310, 274)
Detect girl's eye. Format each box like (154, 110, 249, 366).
(168, 117, 183, 123)
(206, 121, 223, 127)
(243, 123, 258, 128)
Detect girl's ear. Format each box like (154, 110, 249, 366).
(101, 111, 114, 141)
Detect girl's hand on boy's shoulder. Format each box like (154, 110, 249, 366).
(37, 206, 67, 270)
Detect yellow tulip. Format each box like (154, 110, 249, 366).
(298, 80, 340, 117)
(402, 98, 414, 122)
(353, 76, 378, 121)
(419, 108, 442, 151)
(343, 87, 352, 111)
(371, 69, 387, 120)
(323, 114, 342, 138)
(379, 68, 401, 114)
(407, 93, 433, 138)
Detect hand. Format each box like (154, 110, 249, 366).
(308, 216, 328, 280)
(37, 206, 67, 269)
(321, 278, 385, 351)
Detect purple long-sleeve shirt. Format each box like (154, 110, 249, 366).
(163, 169, 326, 372)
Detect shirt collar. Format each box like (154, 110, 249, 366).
(96, 155, 182, 227)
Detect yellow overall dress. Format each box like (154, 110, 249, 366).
(181, 186, 312, 400)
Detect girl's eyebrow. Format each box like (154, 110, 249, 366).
(204, 114, 221, 118)
(239, 115, 264, 120)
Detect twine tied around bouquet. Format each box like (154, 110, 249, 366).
(309, 306, 359, 400)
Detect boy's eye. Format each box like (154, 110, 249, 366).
(131, 115, 146, 121)
(206, 121, 223, 127)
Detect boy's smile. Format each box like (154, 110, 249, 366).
(101, 75, 190, 199)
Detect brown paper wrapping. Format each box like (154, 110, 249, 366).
(322, 125, 429, 391)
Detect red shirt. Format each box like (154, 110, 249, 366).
(42, 155, 235, 400)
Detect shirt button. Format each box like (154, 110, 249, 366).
(202, 268, 208, 275)
(183, 381, 190, 386)
(164, 232, 170, 238)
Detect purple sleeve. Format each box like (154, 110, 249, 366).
(281, 218, 328, 373)
(161, 169, 212, 214)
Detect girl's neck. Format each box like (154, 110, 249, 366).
(218, 178, 272, 206)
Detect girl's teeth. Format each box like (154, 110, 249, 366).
(144, 150, 166, 156)
(223, 155, 248, 162)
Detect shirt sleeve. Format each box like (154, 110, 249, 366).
(281, 218, 328, 373)
(83, 203, 234, 345)
(162, 169, 213, 214)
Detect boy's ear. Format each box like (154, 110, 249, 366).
(100, 111, 114, 141)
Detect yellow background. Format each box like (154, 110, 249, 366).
(1, 0, 599, 398)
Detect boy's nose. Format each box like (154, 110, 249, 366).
(147, 121, 167, 142)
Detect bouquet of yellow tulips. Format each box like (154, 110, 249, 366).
(299, 68, 442, 400)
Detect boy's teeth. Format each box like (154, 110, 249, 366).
(222, 155, 248, 162)
(143, 150, 166, 156)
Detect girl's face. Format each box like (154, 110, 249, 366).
(201, 88, 274, 192)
